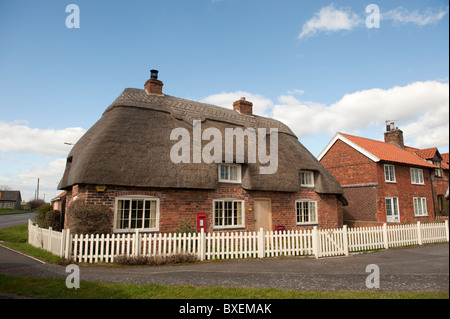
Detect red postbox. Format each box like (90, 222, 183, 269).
(275, 225, 285, 233)
(196, 213, 206, 231)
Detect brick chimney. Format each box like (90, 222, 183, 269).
(384, 122, 405, 149)
(233, 97, 253, 116)
(144, 69, 164, 95)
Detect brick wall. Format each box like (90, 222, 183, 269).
(376, 163, 435, 223)
(320, 139, 378, 185)
(63, 183, 343, 233)
(342, 184, 378, 222)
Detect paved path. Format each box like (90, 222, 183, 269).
(0, 243, 448, 292)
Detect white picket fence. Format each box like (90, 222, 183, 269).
(28, 219, 449, 263)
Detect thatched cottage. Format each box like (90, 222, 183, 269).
(58, 70, 347, 233)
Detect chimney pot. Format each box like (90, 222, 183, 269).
(150, 69, 159, 79)
(145, 69, 164, 95)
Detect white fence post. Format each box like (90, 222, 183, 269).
(382, 223, 389, 249)
(312, 226, 320, 259)
(257, 228, 265, 258)
(65, 229, 72, 260)
(199, 228, 206, 261)
(343, 225, 349, 256)
(134, 229, 141, 256)
(445, 220, 449, 242)
(417, 221, 422, 245)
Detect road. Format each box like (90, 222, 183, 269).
(0, 214, 448, 295)
(0, 212, 37, 229)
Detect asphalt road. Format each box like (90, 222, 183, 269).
(0, 214, 448, 295)
(0, 241, 448, 293)
(0, 212, 37, 229)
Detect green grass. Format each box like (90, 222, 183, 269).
(0, 274, 448, 299)
(0, 223, 448, 300)
(0, 224, 64, 263)
(0, 208, 30, 215)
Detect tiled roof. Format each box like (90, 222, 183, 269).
(338, 133, 437, 168)
(413, 147, 438, 160)
(442, 153, 449, 164)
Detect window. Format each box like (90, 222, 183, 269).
(213, 199, 244, 228)
(384, 165, 396, 182)
(218, 164, 241, 183)
(385, 197, 399, 222)
(413, 197, 427, 216)
(434, 162, 442, 177)
(296, 200, 317, 225)
(299, 171, 314, 187)
(410, 168, 424, 185)
(115, 197, 159, 232)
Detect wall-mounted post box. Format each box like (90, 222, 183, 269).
(197, 213, 206, 231)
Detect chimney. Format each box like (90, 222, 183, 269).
(384, 122, 405, 149)
(233, 97, 253, 116)
(144, 69, 164, 95)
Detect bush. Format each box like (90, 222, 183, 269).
(46, 210, 62, 231)
(34, 203, 53, 228)
(114, 253, 199, 266)
(28, 199, 47, 210)
(66, 200, 112, 235)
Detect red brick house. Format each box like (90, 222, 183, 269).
(318, 122, 448, 225)
(57, 70, 347, 234)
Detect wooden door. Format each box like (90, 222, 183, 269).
(254, 199, 272, 232)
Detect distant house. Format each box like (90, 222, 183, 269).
(0, 191, 22, 210)
(318, 122, 448, 225)
(57, 70, 347, 234)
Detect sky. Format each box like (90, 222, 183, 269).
(0, 0, 448, 202)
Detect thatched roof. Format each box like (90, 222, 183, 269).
(58, 88, 344, 197)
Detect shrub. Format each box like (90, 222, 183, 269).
(66, 200, 112, 235)
(46, 210, 62, 231)
(34, 203, 53, 228)
(28, 199, 47, 211)
(114, 253, 199, 266)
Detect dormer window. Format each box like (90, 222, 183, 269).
(300, 171, 314, 187)
(218, 164, 241, 183)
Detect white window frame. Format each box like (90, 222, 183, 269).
(295, 199, 318, 225)
(384, 164, 396, 183)
(218, 164, 241, 183)
(213, 198, 245, 229)
(114, 196, 160, 233)
(385, 197, 400, 222)
(413, 197, 428, 217)
(299, 171, 314, 187)
(410, 168, 424, 185)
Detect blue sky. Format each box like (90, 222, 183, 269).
(0, 0, 448, 201)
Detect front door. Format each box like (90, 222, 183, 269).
(385, 197, 400, 222)
(254, 199, 271, 232)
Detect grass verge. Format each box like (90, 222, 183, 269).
(0, 274, 448, 299)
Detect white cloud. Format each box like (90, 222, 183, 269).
(383, 6, 449, 26)
(201, 91, 273, 116)
(272, 81, 449, 150)
(0, 121, 86, 157)
(0, 158, 66, 202)
(298, 4, 362, 39)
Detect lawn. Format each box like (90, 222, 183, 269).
(0, 223, 448, 300)
(0, 208, 30, 215)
